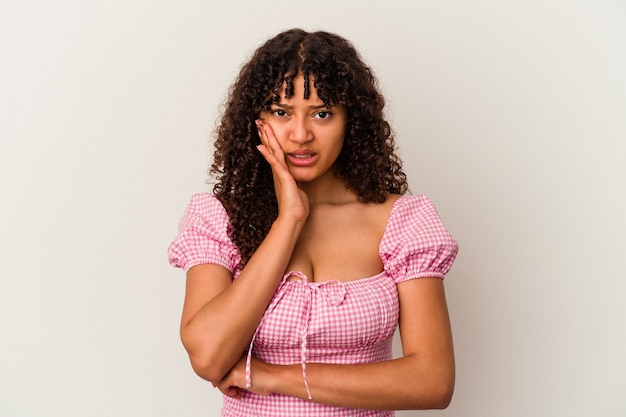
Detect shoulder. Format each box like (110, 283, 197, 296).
(185, 193, 228, 217)
(384, 193, 456, 246)
(179, 193, 230, 231)
(168, 193, 240, 272)
(388, 194, 439, 222)
(380, 194, 459, 282)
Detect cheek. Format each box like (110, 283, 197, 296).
(332, 128, 346, 150)
(266, 123, 288, 147)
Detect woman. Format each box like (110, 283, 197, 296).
(168, 28, 459, 416)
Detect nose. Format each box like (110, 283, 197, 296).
(289, 116, 313, 144)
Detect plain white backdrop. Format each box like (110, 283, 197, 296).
(1, 1, 625, 416)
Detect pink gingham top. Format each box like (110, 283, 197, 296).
(168, 193, 458, 417)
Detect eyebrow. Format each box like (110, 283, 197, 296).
(273, 103, 331, 110)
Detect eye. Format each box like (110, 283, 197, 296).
(315, 111, 332, 119)
(272, 109, 287, 117)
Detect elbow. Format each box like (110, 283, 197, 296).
(187, 350, 232, 383)
(431, 381, 454, 409)
(181, 332, 233, 383)
(406, 370, 455, 410)
(425, 375, 455, 409)
(414, 353, 455, 409)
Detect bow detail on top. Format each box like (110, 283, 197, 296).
(285, 271, 347, 306)
(245, 271, 347, 400)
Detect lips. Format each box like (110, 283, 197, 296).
(286, 149, 318, 167)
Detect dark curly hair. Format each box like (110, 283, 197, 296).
(211, 28, 408, 267)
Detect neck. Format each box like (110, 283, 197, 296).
(298, 170, 357, 206)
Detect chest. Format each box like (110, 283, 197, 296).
(287, 204, 389, 282)
(253, 273, 400, 359)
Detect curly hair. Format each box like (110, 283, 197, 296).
(210, 28, 408, 268)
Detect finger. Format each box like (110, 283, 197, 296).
(215, 371, 244, 398)
(257, 145, 292, 183)
(225, 386, 242, 399)
(216, 384, 242, 399)
(261, 122, 285, 162)
(255, 119, 272, 153)
(256, 144, 275, 168)
(255, 124, 287, 171)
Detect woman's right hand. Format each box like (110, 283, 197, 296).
(256, 119, 309, 223)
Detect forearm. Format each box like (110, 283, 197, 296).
(269, 355, 454, 410)
(182, 216, 303, 381)
(274, 282, 457, 411)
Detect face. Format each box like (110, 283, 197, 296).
(259, 74, 347, 184)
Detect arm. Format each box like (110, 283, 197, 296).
(180, 216, 303, 382)
(180, 121, 309, 383)
(218, 277, 455, 410)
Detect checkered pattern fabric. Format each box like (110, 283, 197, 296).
(168, 194, 458, 416)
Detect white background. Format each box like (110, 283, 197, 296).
(1, 1, 625, 416)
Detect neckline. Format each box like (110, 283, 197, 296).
(282, 194, 412, 285)
(283, 270, 391, 286)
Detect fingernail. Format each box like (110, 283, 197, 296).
(255, 119, 262, 127)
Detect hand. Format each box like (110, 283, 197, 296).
(256, 120, 309, 223)
(214, 355, 275, 398)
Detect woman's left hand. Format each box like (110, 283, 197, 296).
(214, 355, 275, 398)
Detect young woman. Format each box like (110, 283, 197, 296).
(168, 28, 459, 416)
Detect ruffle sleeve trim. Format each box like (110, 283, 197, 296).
(167, 193, 241, 273)
(380, 195, 458, 284)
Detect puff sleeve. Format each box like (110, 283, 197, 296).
(167, 193, 241, 273)
(380, 195, 458, 284)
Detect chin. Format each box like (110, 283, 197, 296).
(288, 170, 318, 183)
(293, 175, 316, 184)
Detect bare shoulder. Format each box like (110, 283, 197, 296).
(382, 193, 403, 211)
(336, 193, 405, 244)
(369, 193, 403, 229)
(332, 193, 403, 227)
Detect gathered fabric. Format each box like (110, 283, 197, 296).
(246, 271, 348, 400)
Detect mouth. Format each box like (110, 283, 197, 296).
(286, 150, 318, 167)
